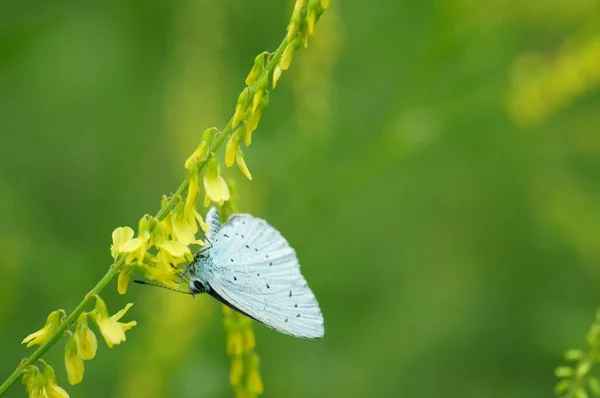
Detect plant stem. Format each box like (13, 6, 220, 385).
(0, 36, 288, 397)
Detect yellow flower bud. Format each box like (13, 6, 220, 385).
(320, 0, 329, 8)
(64, 334, 84, 385)
(244, 128, 253, 146)
(22, 310, 62, 348)
(74, 313, 97, 360)
(286, 0, 307, 42)
(251, 90, 263, 113)
(272, 65, 283, 88)
(245, 53, 266, 85)
(225, 131, 242, 168)
(233, 87, 250, 128)
(281, 39, 301, 70)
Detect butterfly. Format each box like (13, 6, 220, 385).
(185, 207, 324, 339)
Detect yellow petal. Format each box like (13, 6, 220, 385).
(111, 303, 134, 322)
(235, 151, 252, 181)
(194, 211, 210, 232)
(64, 337, 84, 385)
(75, 322, 97, 361)
(203, 174, 230, 204)
(45, 381, 69, 398)
(120, 237, 145, 253)
(110, 227, 134, 258)
(117, 267, 133, 295)
(157, 240, 191, 258)
(225, 135, 239, 167)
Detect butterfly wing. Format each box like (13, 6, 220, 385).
(207, 213, 324, 339)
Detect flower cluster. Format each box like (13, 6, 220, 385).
(110, 149, 217, 294)
(21, 296, 136, 396)
(223, 306, 263, 398)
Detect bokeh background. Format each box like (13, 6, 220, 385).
(2, 1, 600, 397)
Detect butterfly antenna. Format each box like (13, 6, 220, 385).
(133, 280, 192, 295)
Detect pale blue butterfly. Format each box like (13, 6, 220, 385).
(186, 207, 324, 339)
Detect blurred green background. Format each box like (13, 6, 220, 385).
(2, 0, 600, 397)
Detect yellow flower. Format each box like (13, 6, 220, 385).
(142, 254, 180, 288)
(92, 296, 137, 348)
(45, 380, 69, 398)
(74, 313, 97, 360)
(41, 362, 70, 398)
(22, 366, 44, 397)
(22, 364, 67, 398)
(117, 265, 134, 295)
(203, 156, 230, 205)
(110, 227, 134, 259)
(185, 128, 216, 169)
(120, 216, 152, 264)
(225, 131, 242, 168)
(64, 334, 84, 385)
(170, 203, 197, 246)
(22, 310, 62, 348)
(247, 353, 263, 394)
(230, 357, 244, 386)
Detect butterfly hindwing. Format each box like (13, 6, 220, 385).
(207, 213, 324, 339)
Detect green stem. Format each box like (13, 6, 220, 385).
(0, 36, 288, 397)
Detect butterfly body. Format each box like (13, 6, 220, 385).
(187, 208, 325, 339)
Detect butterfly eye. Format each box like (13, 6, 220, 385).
(192, 280, 204, 292)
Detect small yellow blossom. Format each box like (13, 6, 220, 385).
(74, 312, 97, 360)
(233, 87, 250, 128)
(24, 362, 70, 398)
(185, 128, 216, 169)
(117, 265, 134, 295)
(22, 366, 45, 398)
(272, 65, 283, 88)
(142, 254, 180, 288)
(120, 216, 152, 264)
(42, 362, 70, 398)
(170, 201, 203, 246)
(245, 52, 267, 85)
(203, 156, 230, 205)
(22, 310, 62, 348)
(110, 227, 134, 259)
(225, 131, 242, 168)
(92, 296, 137, 348)
(64, 334, 84, 385)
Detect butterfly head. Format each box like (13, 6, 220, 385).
(189, 278, 206, 297)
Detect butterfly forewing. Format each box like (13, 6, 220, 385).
(208, 214, 324, 339)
